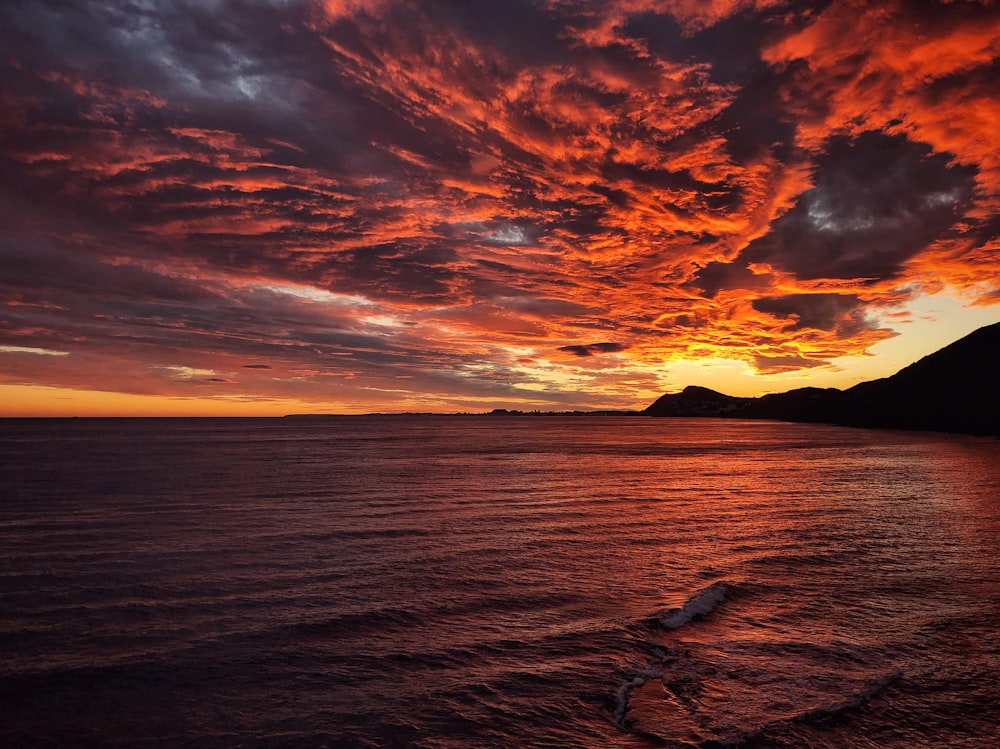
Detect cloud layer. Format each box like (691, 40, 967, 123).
(1, 0, 998, 411)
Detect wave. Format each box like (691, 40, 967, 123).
(611, 669, 663, 727)
(713, 669, 905, 748)
(620, 668, 903, 748)
(658, 581, 727, 629)
(788, 668, 903, 726)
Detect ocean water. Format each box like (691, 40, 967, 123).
(1, 415, 998, 748)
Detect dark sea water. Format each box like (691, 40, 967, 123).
(1, 416, 998, 748)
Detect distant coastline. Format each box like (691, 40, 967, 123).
(283, 409, 642, 418)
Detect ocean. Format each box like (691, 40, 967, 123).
(1, 415, 998, 748)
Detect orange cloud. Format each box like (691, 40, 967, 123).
(1, 0, 997, 414)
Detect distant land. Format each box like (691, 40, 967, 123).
(645, 321, 1000, 436)
(284, 409, 642, 418)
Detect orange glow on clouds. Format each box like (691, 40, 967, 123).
(1, 0, 998, 415)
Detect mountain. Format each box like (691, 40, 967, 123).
(645, 321, 1000, 436)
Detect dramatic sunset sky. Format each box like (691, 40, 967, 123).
(1, 0, 998, 416)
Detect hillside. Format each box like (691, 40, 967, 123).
(645, 322, 1000, 436)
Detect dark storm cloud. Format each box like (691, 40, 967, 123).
(558, 342, 628, 357)
(752, 293, 869, 337)
(753, 351, 826, 373)
(691, 132, 982, 301)
(622, 6, 803, 165)
(741, 133, 977, 282)
(496, 296, 596, 319)
(2, 0, 594, 310)
(321, 243, 464, 304)
(0, 237, 219, 305)
(0, 238, 424, 369)
(693, 260, 772, 299)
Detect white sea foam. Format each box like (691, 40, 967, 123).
(612, 669, 663, 727)
(659, 581, 727, 629)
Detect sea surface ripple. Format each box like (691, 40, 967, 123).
(1, 416, 998, 747)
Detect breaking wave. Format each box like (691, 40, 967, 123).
(788, 668, 903, 726)
(611, 669, 663, 727)
(658, 581, 727, 629)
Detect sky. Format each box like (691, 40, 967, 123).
(1, 0, 998, 416)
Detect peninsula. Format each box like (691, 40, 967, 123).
(645, 322, 1000, 436)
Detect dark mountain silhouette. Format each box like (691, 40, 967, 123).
(645, 321, 1000, 436)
